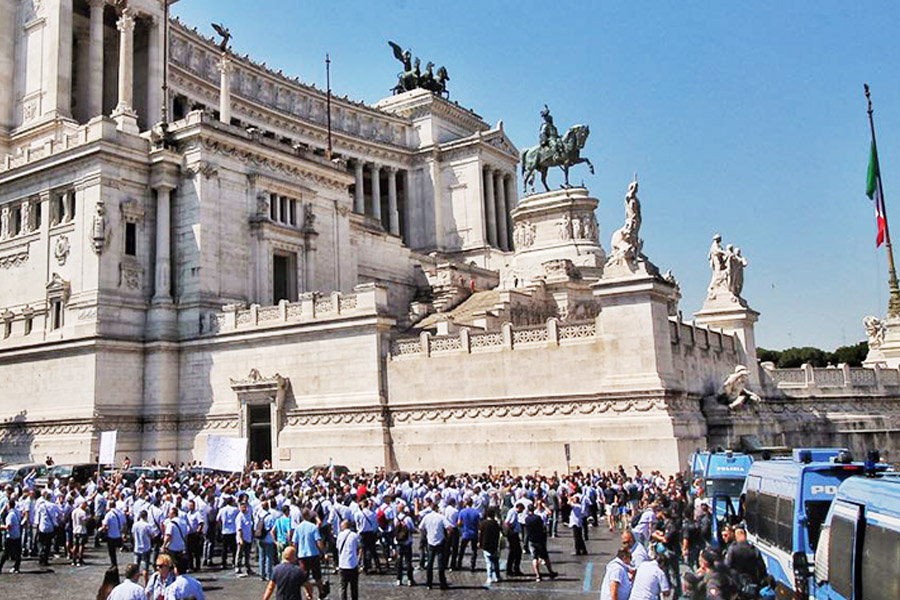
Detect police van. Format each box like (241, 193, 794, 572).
(741, 448, 878, 599)
(814, 473, 900, 600)
(703, 451, 754, 545)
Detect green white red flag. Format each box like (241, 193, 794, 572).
(867, 140, 887, 247)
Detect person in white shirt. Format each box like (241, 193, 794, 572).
(336, 519, 361, 600)
(599, 548, 633, 600)
(629, 557, 671, 600)
(107, 563, 147, 600)
(164, 559, 205, 600)
(71, 501, 88, 566)
(132, 510, 156, 584)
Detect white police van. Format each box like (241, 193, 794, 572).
(814, 472, 900, 600)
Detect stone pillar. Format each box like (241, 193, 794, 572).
(153, 185, 173, 302)
(495, 170, 509, 251)
(505, 173, 516, 248)
(111, 8, 138, 133)
(218, 54, 232, 124)
(353, 160, 365, 214)
(146, 14, 162, 124)
(401, 169, 413, 245)
(45, 0, 73, 119)
(387, 166, 400, 235)
(370, 163, 382, 222)
(87, 0, 105, 118)
(483, 166, 497, 247)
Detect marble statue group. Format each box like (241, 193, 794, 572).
(707, 234, 748, 301)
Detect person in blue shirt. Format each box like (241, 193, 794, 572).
(162, 507, 188, 571)
(235, 503, 254, 576)
(0, 498, 22, 573)
(419, 499, 449, 590)
(132, 510, 156, 585)
(354, 498, 382, 575)
(255, 500, 277, 582)
(503, 502, 525, 576)
(164, 557, 205, 600)
(273, 504, 292, 556)
(36, 490, 58, 566)
(216, 497, 239, 570)
(455, 497, 481, 571)
(292, 508, 324, 597)
(102, 501, 126, 568)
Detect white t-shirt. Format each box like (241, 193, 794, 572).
(71, 506, 87, 535)
(107, 579, 146, 600)
(630, 559, 671, 600)
(599, 557, 633, 600)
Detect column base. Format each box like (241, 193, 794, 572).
(147, 299, 177, 340)
(112, 106, 139, 134)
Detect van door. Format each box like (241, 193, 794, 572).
(826, 501, 863, 599)
(859, 510, 900, 600)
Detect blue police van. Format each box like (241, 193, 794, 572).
(814, 473, 900, 600)
(741, 448, 878, 600)
(703, 451, 754, 545)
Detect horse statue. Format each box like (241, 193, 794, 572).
(520, 124, 594, 194)
(388, 41, 417, 93)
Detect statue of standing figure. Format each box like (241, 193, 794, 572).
(606, 176, 644, 267)
(707, 234, 748, 300)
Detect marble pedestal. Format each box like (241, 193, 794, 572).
(503, 187, 605, 287)
(694, 293, 760, 384)
(864, 315, 900, 368)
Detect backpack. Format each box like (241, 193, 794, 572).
(375, 506, 389, 530)
(395, 519, 410, 543)
(255, 515, 267, 539)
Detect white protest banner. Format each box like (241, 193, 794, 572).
(205, 435, 247, 472)
(98, 430, 117, 465)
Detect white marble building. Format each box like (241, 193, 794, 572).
(2, 1, 897, 473)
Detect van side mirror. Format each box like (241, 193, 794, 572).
(792, 551, 810, 599)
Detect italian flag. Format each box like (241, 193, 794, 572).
(867, 140, 888, 247)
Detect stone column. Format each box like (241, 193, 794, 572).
(495, 170, 508, 251)
(387, 166, 399, 235)
(505, 173, 516, 249)
(370, 163, 382, 223)
(112, 7, 138, 133)
(146, 15, 162, 124)
(87, 0, 105, 118)
(483, 166, 497, 247)
(45, 0, 73, 119)
(401, 169, 413, 245)
(218, 54, 233, 124)
(353, 160, 365, 214)
(153, 185, 173, 302)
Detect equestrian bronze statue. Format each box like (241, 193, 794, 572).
(520, 105, 594, 194)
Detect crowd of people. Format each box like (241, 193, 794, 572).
(0, 459, 774, 599)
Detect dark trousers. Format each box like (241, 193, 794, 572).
(573, 525, 588, 555)
(505, 532, 522, 575)
(236, 541, 252, 572)
(221, 535, 236, 568)
(106, 536, 122, 567)
(456, 536, 477, 570)
(187, 533, 202, 571)
(396, 543, 414, 583)
(0, 537, 22, 572)
(425, 542, 448, 588)
(664, 558, 681, 599)
(203, 530, 216, 565)
(447, 529, 460, 570)
(360, 531, 381, 573)
(38, 530, 54, 565)
(340, 567, 359, 600)
(418, 532, 429, 568)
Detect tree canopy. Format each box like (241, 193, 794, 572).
(756, 342, 868, 368)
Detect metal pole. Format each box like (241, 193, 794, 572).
(326, 53, 332, 160)
(865, 84, 900, 317)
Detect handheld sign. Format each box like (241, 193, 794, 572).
(98, 430, 118, 465)
(205, 435, 247, 473)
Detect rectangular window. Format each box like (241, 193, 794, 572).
(828, 515, 855, 599)
(50, 299, 63, 331)
(861, 521, 900, 600)
(53, 196, 64, 224)
(280, 197, 288, 223)
(125, 222, 137, 256)
(744, 490, 758, 534)
(24, 318, 32, 336)
(3, 321, 10, 339)
(12, 205, 21, 235)
(68, 192, 75, 220)
(270, 193, 277, 221)
(775, 496, 794, 551)
(290, 200, 297, 226)
(34, 200, 41, 229)
(757, 492, 779, 545)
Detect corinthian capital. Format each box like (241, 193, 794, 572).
(117, 7, 136, 33)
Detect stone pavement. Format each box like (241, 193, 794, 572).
(0, 526, 624, 598)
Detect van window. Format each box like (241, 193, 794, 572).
(757, 492, 779, 545)
(861, 522, 900, 600)
(776, 496, 794, 550)
(805, 501, 831, 551)
(745, 490, 758, 532)
(828, 516, 855, 599)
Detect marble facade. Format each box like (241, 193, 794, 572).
(2, 2, 899, 473)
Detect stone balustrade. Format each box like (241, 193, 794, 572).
(1, 118, 123, 174)
(669, 317, 737, 353)
(210, 283, 385, 335)
(761, 362, 900, 395)
(390, 318, 597, 358)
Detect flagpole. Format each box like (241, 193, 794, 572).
(865, 83, 900, 318)
(325, 53, 333, 161)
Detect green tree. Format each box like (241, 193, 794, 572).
(776, 346, 829, 368)
(756, 347, 781, 364)
(828, 342, 868, 367)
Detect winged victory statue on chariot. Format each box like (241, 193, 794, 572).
(388, 41, 450, 97)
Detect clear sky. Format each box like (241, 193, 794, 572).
(172, 0, 900, 350)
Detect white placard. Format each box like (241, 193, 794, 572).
(98, 430, 117, 465)
(205, 435, 247, 472)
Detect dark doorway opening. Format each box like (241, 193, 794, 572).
(273, 253, 295, 304)
(248, 405, 272, 466)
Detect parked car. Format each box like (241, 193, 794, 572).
(0, 463, 49, 488)
(125, 466, 171, 481)
(303, 463, 349, 478)
(48, 463, 99, 486)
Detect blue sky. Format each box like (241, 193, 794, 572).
(172, 1, 900, 350)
